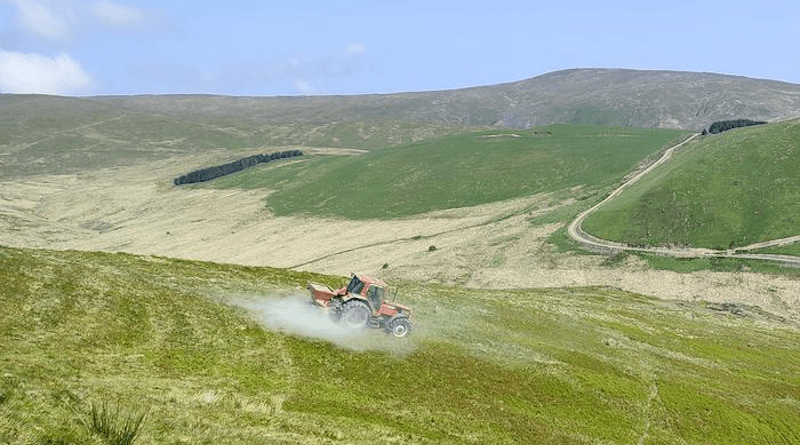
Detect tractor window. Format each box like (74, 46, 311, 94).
(347, 276, 364, 294)
(367, 285, 384, 308)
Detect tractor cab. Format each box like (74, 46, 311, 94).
(345, 273, 388, 310)
(366, 283, 385, 309)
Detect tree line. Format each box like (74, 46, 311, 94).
(174, 150, 303, 185)
(702, 119, 766, 135)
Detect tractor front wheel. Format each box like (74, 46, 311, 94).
(388, 317, 411, 338)
(328, 298, 343, 322)
(341, 300, 370, 330)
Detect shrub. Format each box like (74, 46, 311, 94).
(82, 402, 147, 445)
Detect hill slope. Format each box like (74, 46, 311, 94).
(93, 69, 800, 130)
(0, 95, 259, 178)
(582, 120, 800, 249)
(210, 125, 686, 219)
(0, 94, 476, 178)
(4, 69, 798, 180)
(2, 247, 799, 444)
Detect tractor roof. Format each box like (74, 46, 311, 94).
(352, 272, 387, 288)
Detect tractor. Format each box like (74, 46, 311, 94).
(308, 273, 412, 337)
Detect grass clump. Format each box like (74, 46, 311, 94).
(83, 402, 147, 445)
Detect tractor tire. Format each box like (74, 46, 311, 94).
(341, 300, 371, 330)
(328, 298, 343, 322)
(388, 317, 411, 338)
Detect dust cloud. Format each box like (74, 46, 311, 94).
(234, 295, 415, 354)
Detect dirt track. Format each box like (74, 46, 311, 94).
(1, 149, 799, 319)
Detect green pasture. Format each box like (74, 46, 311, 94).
(211, 125, 686, 219)
(582, 120, 800, 250)
(2, 247, 798, 444)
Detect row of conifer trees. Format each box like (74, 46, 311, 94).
(174, 150, 303, 185)
(702, 119, 766, 135)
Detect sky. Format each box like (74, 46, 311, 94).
(0, 0, 798, 96)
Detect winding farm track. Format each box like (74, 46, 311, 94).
(567, 133, 800, 266)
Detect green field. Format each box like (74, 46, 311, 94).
(582, 120, 800, 249)
(210, 125, 686, 219)
(2, 246, 798, 444)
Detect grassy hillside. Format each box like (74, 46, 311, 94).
(582, 120, 800, 249)
(6, 67, 800, 178)
(0, 95, 472, 179)
(0, 95, 249, 178)
(210, 125, 686, 219)
(1, 246, 799, 444)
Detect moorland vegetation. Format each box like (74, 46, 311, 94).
(2, 247, 798, 444)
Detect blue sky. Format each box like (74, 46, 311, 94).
(0, 0, 797, 96)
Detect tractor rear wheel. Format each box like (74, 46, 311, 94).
(341, 300, 370, 330)
(388, 317, 411, 338)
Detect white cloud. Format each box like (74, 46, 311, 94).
(270, 44, 368, 92)
(139, 42, 369, 95)
(0, 49, 93, 94)
(292, 78, 316, 94)
(2, 0, 157, 42)
(345, 43, 366, 56)
(89, 0, 148, 29)
(6, 0, 74, 41)
(0, 0, 164, 95)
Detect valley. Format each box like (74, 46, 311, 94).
(2, 69, 800, 444)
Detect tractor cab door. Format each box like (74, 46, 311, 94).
(366, 285, 384, 310)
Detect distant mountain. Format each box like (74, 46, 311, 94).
(92, 69, 800, 130)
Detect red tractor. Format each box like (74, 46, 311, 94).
(308, 273, 412, 337)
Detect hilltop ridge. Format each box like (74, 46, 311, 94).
(87, 68, 800, 130)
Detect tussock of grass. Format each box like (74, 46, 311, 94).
(1, 247, 799, 444)
(83, 402, 147, 445)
